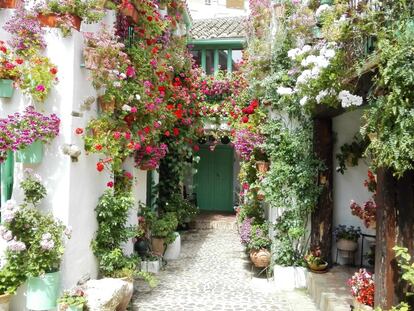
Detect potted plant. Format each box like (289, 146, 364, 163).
(248, 223, 272, 268)
(0, 41, 21, 98)
(150, 212, 178, 256)
(0, 0, 20, 8)
(348, 269, 374, 310)
(0, 106, 60, 164)
(304, 247, 328, 272)
(334, 225, 361, 253)
(58, 287, 86, 311)
(35, 0, 105, 33)
(140, 253, 162, 274)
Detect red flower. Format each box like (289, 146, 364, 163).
(145, 146, 153, 154)
(75, 128, 84, 135)
(16, 58, 24, 65)
(193, 145, 200, 152)
(124, 171, 133, 179)
(174, 109, 183, 119)
(242, 116, 249, 123)
(164, 130, 170, 137)
(158, 86, 166, 93)
(96, 162, 104, 172)
(144, 126, 151, 134)
(126, 66, 135, 78)
(107, 181, 114, 188)
(95, 144, 103, 151)
(50, 67, 58, 75)
(147, 16, 153, 22)
(173, 128, 180, 136)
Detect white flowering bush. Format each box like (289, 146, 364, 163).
(0, 200, 71, 278)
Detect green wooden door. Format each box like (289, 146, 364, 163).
(195, 145, 234, 212)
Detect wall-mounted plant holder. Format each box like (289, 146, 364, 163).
(0, 79, 14, 98)
(16, 141, 44, 164)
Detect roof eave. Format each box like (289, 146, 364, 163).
(188, 38, 246, 48)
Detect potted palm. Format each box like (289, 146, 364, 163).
(334, 225, 361, 255)
(248, 223, 272, 268)
(58, 287, 87, 311)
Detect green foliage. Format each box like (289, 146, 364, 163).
(334, 225, 361, 242)
(164, 194, 198, 226)
(92, 190, 138, 277)
(261, 119, 323, 266)
(151, 213, 178, 244)
(237, 201, 264, 224)
(335, 133, 369, 174)
(248, 223, 271, 251)
(362, 24, 414, 177)
(20, 170, 46, 206)
(58, 287, 86, 308)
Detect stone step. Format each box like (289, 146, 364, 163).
(306, 266, 355, 311)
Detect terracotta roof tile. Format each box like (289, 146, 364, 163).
(190, 16, 247, 40)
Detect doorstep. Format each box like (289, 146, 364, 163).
(307, 265, 356, 311)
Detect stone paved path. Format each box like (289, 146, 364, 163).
(133, 227, 318, 311)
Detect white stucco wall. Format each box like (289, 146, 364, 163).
(0, 10, 146, 310)
(187, 0, 248, 19)
(332, 109, 375, 266)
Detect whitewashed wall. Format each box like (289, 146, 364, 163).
(332, 109, 375, 265)
(187, 0, 248, 19)
(0, 10, 146, 310)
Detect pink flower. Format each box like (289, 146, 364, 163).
(126, 66, 136, 78)
(131, 107, 137, 113)
(124, 171, 133, 179)
(124, 132, 131, 140)
(134, 143, 141, 150)
(113, 132, 121, 140)
(36, 85, 45, 92)
(145, 146, 153, 154)
(107, 181, 114, 188)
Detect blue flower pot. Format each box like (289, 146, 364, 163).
(16, 141, 44, 164)
(0, 79, 14, 98)
(26, 272, 60, 310)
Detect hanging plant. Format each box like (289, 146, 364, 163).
(335, 134, 369, 174)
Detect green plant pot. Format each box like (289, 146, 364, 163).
(26, 272, 60, 310)
(67, 304, 84, 311)
(16, 141, 44, 164)
(0, 79, 14, 98)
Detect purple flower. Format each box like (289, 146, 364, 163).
(36, 85, 45, 92)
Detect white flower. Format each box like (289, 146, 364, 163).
(300, 96, 308, 106)
(301, 45, 312, 54)
(42, 233, 52, 241)
(7, 238, 26, 252)
(288, 48, 301, 60)
(112, 70, 119, 75)
(277, 87, 294, 95)
(311, 67, 321, 77)
(301, 55, 317, 67)
(338, 90, 363, 108)
(119, 73, 127, 80)
(316, 90, 329, 104)
(2, 230, 13, 242)
(135, 94, 141, 101)
(322, 48, 336, 59)
(296, 70, 313, 85)
(2, 200, 18, 223)
(40, 239, 54, 251)
(315, 4, 333, 18)
(315, 55, 330, 68)
(113, 81, 121, 88)
(122, 104, 132, 112)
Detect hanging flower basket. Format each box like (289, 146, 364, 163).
(97, 96, 115, 113)
(83, 47, 99, 70)
(249, 249, 271, 268)
(26, 272, 60, 310)
(0, 79, 14, 98)
(0, 0, 20, 8)
(38, 14, 82, 31)
(15, 141, 44, 164)
(256, 161, 270, 173)
(0, 293, 12, 311)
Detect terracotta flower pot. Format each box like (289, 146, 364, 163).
(353, 298, 373, 311)
(249, 249, 271, 268)
(256, 161, 270, 174)
(337, 239, 358, 252)
(0, 293, 11, 311)
(0, 0, 20, 8)
(38, 14, 82, 31)
(308, 261, 328, 272)
(98, 96, 115, 113)
(151, 237, 166, 256)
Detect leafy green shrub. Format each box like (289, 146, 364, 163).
(20, 169, 47, 206)
(151, 213, 178, 244)
(164, 194, 198, 225)
(248, 223, 271, 251)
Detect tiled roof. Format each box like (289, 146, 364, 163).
(190, 16, 247, 40)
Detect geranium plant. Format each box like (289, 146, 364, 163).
(20, 169, 47, 206)
(348, 269, 375, 307)
(247, 223, 271, 251)
(58, 287, 87, 310)
(0, 41, 21, 81)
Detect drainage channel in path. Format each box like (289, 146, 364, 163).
(132, 224, 319, 311)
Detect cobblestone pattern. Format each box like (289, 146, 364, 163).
(132, 228, 318, 311)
